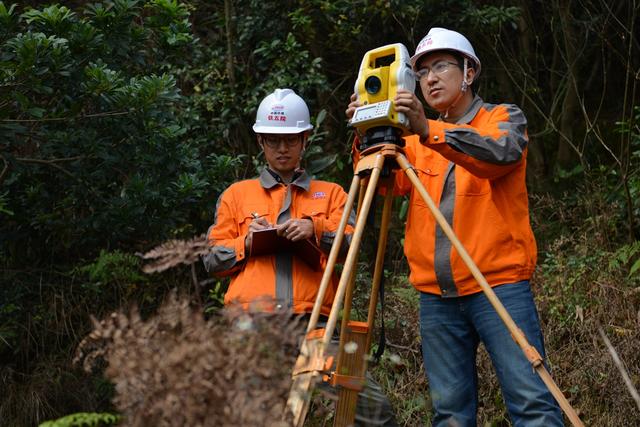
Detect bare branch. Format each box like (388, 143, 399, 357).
(1, 111, 130, 123)
(490, 38, 582, 158)
(598, 326, 640, 411)
(0, 154, 8, 185)
(190, 263, 203, 305)
(15, 156, 85, 163)
(386, 340, 420, 354)
(14, 156, 76, 179)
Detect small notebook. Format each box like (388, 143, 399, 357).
(250, 228, 324, 271)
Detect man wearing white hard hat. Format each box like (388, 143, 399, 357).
(205, 88, 398, 426)
(204, 87, 351, 317)
(347, 28, 563, 426)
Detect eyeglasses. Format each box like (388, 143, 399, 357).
(415, 61, 459, 81)
(261, 134, 302, 149)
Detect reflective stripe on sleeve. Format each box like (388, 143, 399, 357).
(434, 162, 458, 297)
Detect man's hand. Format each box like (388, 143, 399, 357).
(245, 216, 271, 252)
(394, 89, 429, 140)
(277, 218, 314, 242)
(345, 93, 359, 121)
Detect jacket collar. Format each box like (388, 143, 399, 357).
(441, 94, 484, 125)
(259, 167, 311, 191)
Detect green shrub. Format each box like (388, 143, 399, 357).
(39, 412, 120, 427)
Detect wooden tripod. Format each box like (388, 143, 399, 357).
(286, 143, 584, 427)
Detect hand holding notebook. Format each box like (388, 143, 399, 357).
(249, 227, 323, 271)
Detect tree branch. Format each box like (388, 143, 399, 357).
(14, 156, 77, 179)
(598, 325, 640, 411)
(0, 154, 8, 186)
(224, 0, 236, 87)
(386, 339, 420, 354)
(1, 111, 130, 123)
(15, 156, 85, 163)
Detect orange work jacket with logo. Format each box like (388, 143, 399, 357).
(355, 95, 537, 297)
(203, 168, 355, 314)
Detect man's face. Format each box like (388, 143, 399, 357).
(258, 133, 304, 176)
(416, 52, 469, 113)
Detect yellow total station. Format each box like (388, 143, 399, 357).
(351, 43, 416, 135)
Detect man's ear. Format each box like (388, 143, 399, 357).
(465, 66, 476, 85)
(256, 134, 264, 150)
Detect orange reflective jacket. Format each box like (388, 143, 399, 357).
(203, 168, 354, 314)
(356, 96, 536, 297)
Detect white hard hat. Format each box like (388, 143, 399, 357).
(252, 88, 314, 134)
(410, 27, 481, 78)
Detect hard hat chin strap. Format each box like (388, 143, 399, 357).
(444, 58, 472, 120)
(461, 58, 470, 92)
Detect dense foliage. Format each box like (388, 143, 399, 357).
(1, 0, 639, 426)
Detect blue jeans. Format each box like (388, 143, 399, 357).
(419, 281, 564, 427)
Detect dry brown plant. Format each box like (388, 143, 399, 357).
(75, 293, 305, 426)
(138, 235, 211, 274)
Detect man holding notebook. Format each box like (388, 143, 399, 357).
(203, 88, 354, 317)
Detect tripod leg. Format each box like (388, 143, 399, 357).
(307, 174, 361, 333)
(287, 151, 383, 426)
(323, 152, 386, 348)
(287, 152, 386, 426)
(339, 177, 369, 338)
(395, 153, 584, 427)
(365, 179, 394, 351)
(333, 179, 395, 427)
(286, 173, 361, 426)
(337, 176, 394, 367)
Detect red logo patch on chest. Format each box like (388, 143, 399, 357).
(311, 191, 326, 199)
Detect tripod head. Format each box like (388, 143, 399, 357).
(358, 125, 404, 152)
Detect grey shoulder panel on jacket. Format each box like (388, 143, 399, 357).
(445, 102, 528, 165)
